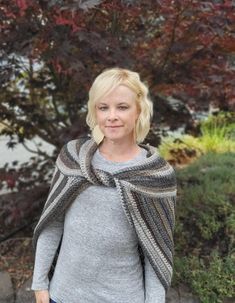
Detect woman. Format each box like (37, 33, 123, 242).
(31, 67, 177, 303)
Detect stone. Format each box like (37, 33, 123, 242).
(223, 299, 235, 303)
(178, 284, 200, 303)
(166, 287, 180, 303)
(0, 271, 14, 303)
(15, 277, 35, 303)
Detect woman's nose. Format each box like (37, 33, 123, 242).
(107, 109, 118, 120)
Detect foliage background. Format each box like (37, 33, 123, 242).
(0, 1, 235, 302)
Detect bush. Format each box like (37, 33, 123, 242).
(172, 152, 235, 302)
(174, 253, 235, 303)
(159, 112, 235, 165)
(199, 112, 235, 153)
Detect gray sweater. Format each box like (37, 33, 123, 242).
(31, 147, 166, 303)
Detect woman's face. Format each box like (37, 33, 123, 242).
(95, 85, 140, 142)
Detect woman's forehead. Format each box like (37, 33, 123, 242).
(98, 85, 136, 101)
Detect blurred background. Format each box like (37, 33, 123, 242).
(0, 1, 234, 302)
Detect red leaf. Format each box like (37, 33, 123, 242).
(16, 0, 28, 16)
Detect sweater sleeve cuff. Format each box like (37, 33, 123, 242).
(31, 281, 49, 291)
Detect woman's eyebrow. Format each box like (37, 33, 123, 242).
(98, 102, 129, 105)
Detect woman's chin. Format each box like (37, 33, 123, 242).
(104, 135, 123, 141)
(103, 133, 134, 143)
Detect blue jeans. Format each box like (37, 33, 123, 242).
(50, 299, 57, 303)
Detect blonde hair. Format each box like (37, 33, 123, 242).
(86, 67, 153, 144)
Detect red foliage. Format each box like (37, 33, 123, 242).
(6, 176, 16, 190)
(0, 0, 235, 140)
(15, 0, 30, 16)
(54, 10, 81, 33)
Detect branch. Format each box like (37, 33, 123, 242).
(0, 121, 15, 132)
(178, 33, 218, 70)
(21, 141, 52, 159)
(51, 93, 69, 127)
(158, 0, 193, 76)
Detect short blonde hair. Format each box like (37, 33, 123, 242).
(86, 67, 153, 144)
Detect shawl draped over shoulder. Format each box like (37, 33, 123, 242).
(32, 136, 177, 293)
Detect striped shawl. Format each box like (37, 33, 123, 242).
(32, 136, 177, 293)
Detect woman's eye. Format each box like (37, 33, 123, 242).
(98, 106, 128, 111)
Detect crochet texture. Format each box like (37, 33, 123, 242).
(32, 137, 177, 292)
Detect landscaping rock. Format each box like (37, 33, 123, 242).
(223, 298, 235, 303)
(15, 276, 35, 303)
(166, 284, 201, 303)
(166, 287, 180, 302)
(178, 284, 200, 303)
(0, 271, 14, 303)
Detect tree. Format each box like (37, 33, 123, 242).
(0, 0, 234, 191)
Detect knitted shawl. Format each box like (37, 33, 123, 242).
(32, 136, 177, 292)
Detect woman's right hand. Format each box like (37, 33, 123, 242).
(34, 290, 50, 303)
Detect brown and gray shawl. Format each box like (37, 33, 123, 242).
(32, 136, 177, 292)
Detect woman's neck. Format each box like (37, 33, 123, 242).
(98, 138, 141, 161)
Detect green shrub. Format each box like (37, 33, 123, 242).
(200, 112, 235, 153)
(158, 134, 203, 161)
(159, 112, 235, 163)
(172, 152, 235, 302)
(173, 253, 235, 303)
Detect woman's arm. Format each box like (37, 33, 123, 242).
(144, 252, 166, 303)
(31, 212, 64, 290)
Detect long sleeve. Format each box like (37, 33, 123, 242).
(144, 252, 166, 303)
(31, 212, 64, 290)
